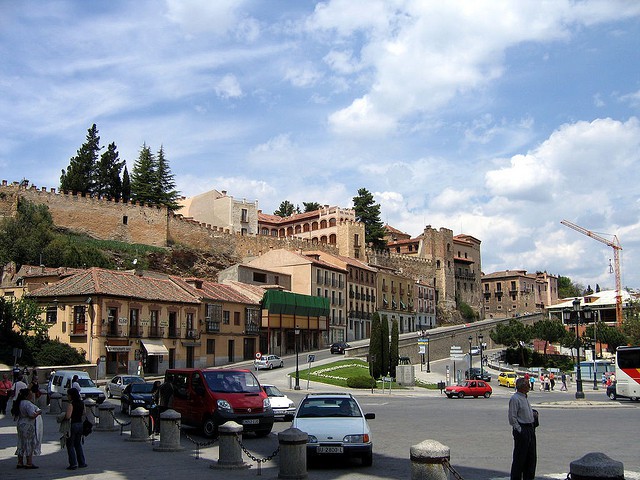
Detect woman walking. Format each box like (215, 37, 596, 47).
(65, 387, 87, 470)
(12, 387, 42, 469)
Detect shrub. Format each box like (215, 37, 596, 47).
(346, 375, 377, 389)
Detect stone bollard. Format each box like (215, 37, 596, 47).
(128, 407, 151, 442)
(569, 452, 624, 480)
(95, 402, 119, 432)
(83, 398, 97, 424)
(153, 409, 184, 452)
(410, 439, 450, 480)
(210, 421, 249, 470)
(36, 389, 48, 410)
(61, 395, 70, 413)
(278, 427, 308, 480)
(48, 393, 63, 415)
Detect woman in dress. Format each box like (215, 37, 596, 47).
(12, 387, 42, 469)
(65, 387, 87, 470)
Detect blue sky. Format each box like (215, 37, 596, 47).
(1, 1, 640, 290)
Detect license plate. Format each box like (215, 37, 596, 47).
(317, 446, 343, 454)
(243, 419, 259, 425)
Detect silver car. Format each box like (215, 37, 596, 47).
(254, 354, 284, 370)
(105, 375, 145, 398)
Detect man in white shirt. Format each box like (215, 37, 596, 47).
(508, 377, 537, 480)
(12, 374, 28, 402)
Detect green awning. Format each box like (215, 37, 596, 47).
(262, 290, 329, 317)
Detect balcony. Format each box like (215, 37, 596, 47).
(148, 327, 164, 339)
(185, 329, 200, 340)
(129, 327, 143, 338)
(70, 324, 86, 337)
(245, 322, 260, 335)
(167, 327, 180, 338)
(206, 320, 220, 333)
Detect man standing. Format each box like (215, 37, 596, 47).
(508, 377, 537, 480)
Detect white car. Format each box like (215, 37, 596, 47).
(105, 375, 145, 398)
(292, 392, 374, 466)
(262, 384, 296, 420)
(254, 354, 284, 370)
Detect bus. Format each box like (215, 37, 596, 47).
(614, 346, 640, 400)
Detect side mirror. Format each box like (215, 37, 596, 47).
(364, 413, 375, 420)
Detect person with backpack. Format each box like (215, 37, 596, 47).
(64, 387, 87, 470)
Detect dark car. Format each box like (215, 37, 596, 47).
(121, 382, 156, 415)
(465, 367, 491, 382)
(330, 342, 350, 354)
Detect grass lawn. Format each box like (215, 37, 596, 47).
(289, 358, 439, 390)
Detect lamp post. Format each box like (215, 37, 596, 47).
(294, 327, 301, 390)
(592, 316, 599, 390)
(478, 333, 484, 378)
(468, 336, 473, 373)
(563, 298, 592, 399)
(426, 331, 431, 373)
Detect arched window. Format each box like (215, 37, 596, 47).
(320, 235, 328, 244)
(303, 223, 310, 232)
(295, 225, 302, 234)
(279, 228, 286, 237)
(320, 219, 327, 229)
(329, 234, 337, 244)
(287, 226, 294, 236)
(312, 221, 319, 231)
(329, 218, 336, 227)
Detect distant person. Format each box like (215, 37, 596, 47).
(0, 373, 13, 415)
(12, 374, 27, 403)
(12, 387, 42, 469)
(560, 372, 567, 391)
(154, 380, 174, 433)
(64, 387, 87, 470)
(150, 381, 162, 435)
(508, 378, 537, 480)
(549, 372, 555, 391)
(13, 364, 21, 383)
(71, 375, 81, 394)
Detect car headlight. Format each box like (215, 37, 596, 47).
(307, 435, 318, 443)
(344, 434, 369, 443)
(288, 401, 295, 408)
(263, 398, 272, 410)
(217, 399, 233, 412)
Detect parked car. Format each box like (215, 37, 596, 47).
(164, 368, 274, 438)
(47, 370, 106, 404)
(121, 382, 156, 415)
(292, 392, 374, 466)
(330, 342, 351, 354)
(106, 375, 145, 398)
(262, 384, 296, 420)
(606, 383, 639, 401)
(470, 346, 481, 356)
(445, 380, 492, 399)
(498, 371, 518, 388)
(465, 367, 491, 382)
(254, 354, 284, 370)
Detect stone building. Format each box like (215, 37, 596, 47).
(482, 269, 559, 318)
(415, 280, 437, 330)
(375, 264, 417, 334)
(177, 189, 259, 235)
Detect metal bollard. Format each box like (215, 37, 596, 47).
(153, 409, 184, 452)
(128, 407, 151, 442)
(48, 393, 63, 415)
(210, 421, 249, 470)
(278, 427, 308, 480)
(95, 402, 119, 431)
(569, 452, 624, 479)
(410, 439, 450, 480)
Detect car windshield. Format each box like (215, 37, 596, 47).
(130, 383, 154, 394)
(264, 385, 284, 397)
(204, 371, 261, 393)
(124, 377, 144, 385)
(77, 378, 97, 388)
(297, 397, 361, 418)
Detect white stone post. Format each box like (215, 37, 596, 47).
(153, 409, 184, 452)
(128, 407, 151, 442)
(278, 427, 308, 480)
(48, 392, 63, 415)
(96, 402, 119, 431)
(410, 439, 450, 480)
(210, 421, 249, 470)
(569, 452, 624, 479)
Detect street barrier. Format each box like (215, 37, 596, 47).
(568, 452, 624, 479)
(410, 439, 452, 480)
(128, 407, 151, 442)
(277, 427, 308, 480)
(153, 409, 184, 452)
(48, 392, 62, 415)
(96, 402, 119, 431)
(210, 421, 249, 470)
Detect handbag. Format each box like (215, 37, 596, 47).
(82, 417, 93, 436)
(532, 409, 539, 428)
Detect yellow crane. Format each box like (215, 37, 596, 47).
(560, 220, 623, 326)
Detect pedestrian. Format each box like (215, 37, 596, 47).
(64, 387, 87, 470)
(149, 380, 161, 435)
(529, 375, 535, 391)
(154, 379, 174, 433)
(12, 364, 21, 383)
(549, 372, 555, 391)
(12, 374, 28, 404)
(0, 373, 13, 415)
(560, 372, 567, 391)
(12, 387, 43, 469)
(538, 374, 544, 392)
(71, 375, 81, 393)
(508, 377, 537, 480)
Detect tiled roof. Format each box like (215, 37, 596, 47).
(171, 277, 259, 305)
(258, 210, 319, 224)
(17, 265, 84, 279)
(28, 268, 200, 304)
(384, 224, 407, 235)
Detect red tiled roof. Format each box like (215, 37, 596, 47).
(171, 277, 259, 305)
(28, 268, 200, 304)
(258, 210, 319, 225)
(384, 224, 407, 235)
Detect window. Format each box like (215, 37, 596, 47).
(234, 311, 240, 326)
(123, 215, 128, 225)
(241, 208, 248, 222)
(253, 272, 267, 283)
(72, 306, 86, 335)
(207, 339, 215, 355)
(129, 308, 140, 337)
(223, 311, 230, 325)
(46, 306, 57, 323)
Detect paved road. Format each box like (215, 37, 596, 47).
(1, 354, 638, 480)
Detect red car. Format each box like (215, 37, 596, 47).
(445, 380, 492, 399)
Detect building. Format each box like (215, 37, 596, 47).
(415, 280, 437, 330)
(177, 189, 259, 235)
(375, 265, 416, 334)
(217, 264, 292, 291)
(482, 270, 559, 318)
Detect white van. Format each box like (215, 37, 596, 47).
(48, 370, 106, 404)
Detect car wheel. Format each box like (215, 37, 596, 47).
(255, 426, 273, 437)
(458, 392, 465, 399)
(362, 451, 373, 467)
(202, 418, 218, 438)
(269, 363, 273, 370)
(631, 397, 639, 402)
(484, 392, 491, 398)
(446, 394, 452, 398)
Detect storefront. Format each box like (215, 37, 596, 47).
(141, 339, 170, 375)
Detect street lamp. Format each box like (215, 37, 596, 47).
(468, 336, 473, 373)
(478, 333, 484, 378)
(294, 327, 301, 390)
(563, 298, 592, 399)
(426, 331, 431, 373)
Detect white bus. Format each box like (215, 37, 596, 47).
(614, 346, 640, 401)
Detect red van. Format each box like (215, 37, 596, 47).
(164, 368, 274, 438)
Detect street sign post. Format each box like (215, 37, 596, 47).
(450, 346, 464, 385)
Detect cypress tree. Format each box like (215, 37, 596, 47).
(352, 187, 386, 250)
(369, 312, 382, 379)
(381, 315, 390, 376)
(121, 166, 131, 202)
(390, 319, 399, 378)
(130, 143, 157, 204)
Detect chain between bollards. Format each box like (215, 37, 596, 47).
(175, 422, 218, 459)
(235, 435, 280, 475)
(442, 457, 465, 480)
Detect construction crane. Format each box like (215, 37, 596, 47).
(561, 219, 623, 326)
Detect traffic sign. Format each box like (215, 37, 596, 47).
(255, 352, 262, 359)
(307, 354, 315, 363)
(450, 345, 465, 360)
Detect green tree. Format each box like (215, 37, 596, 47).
(60, 124, 100, 194)
(369, 312, 382, 379)
(95, 142, 124, 200)
(389, 319, 399, 378)
(0, 198, 54, 266)
(490, 319, 532, 366)
(352, 188, 386, 250)
(130, 143, 157, 204)
(274, 200, 297, 217)
(531, 318, 567, 358)
(557, 276, 583, 299)
(381, 315, 390, 376)
(155, 145, 181, 211)
(303, 202, 321, 212)
(122, 165, 131, 202)
(42, 236, 111, 268)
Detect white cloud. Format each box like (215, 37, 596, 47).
(165, 0, 251, 37)
(214, 74, 243, 99)
(284, 64, 323, 87)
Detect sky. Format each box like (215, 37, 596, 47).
(1, 1, 640, 291)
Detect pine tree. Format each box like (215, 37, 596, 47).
(303, 202, 321, 212)
(155, 145, 181, 211)
(95, 142, 124, 200)
(121, 166, 131, 202)
(352, 188, 386, 250)
(274, 200, 298, 217)
(130, 143, 157, 204)
(60, 124, 100, 195)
